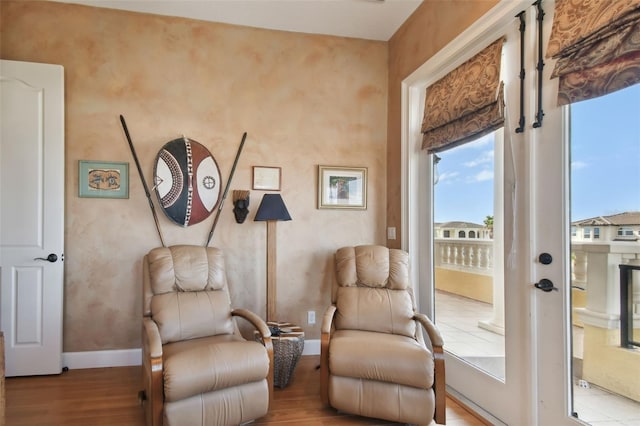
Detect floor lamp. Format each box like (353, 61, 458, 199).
(254, 193, 292, 322)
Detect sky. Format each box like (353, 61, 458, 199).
(433, 84, 640, 225)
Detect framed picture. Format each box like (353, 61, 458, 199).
(318, 165, 367, 209)
(78, 160, 129, 199)
(253, 166, 281, 191)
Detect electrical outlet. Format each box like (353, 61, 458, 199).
(387, 227, 396, 240)
(307, 310, 316, 325)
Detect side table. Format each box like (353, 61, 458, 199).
(257, 322, 304, 388)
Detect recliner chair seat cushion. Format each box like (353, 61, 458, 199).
(163, 335, 270, 402)
(329, 375, 434, 425)
(329, 329, 434, 389)
(164, 380, 269, 426)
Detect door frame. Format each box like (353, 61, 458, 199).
(402, 0, 585, 423)
(400, 1, 575, 424)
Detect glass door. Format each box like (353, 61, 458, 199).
(516, 0, 640, 419)
(433, 132, 505, 383)
(569, 84, 640, 425)
(534, 80, 640, 424)
(405, 0, 640, 423)
(403, 3, 535, 424)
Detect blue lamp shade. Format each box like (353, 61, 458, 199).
(254, 194, 292, 222)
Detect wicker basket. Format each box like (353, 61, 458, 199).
(256, 322, 305, 388)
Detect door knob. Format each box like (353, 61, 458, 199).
(538, 252, 553, 265)
(534, 278, 557, 292)
(34, 253, 58, 263)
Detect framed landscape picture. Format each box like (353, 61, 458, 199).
(317, 165, 367, 210)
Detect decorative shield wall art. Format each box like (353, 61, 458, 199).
(154, 137, 221, 227)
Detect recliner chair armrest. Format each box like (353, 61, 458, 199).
(143, 317, 163, 359)
(321, 305, 337, 334)
(231, 308, 271, 338)
(320, 304, 337, 406)
(142, 317, 163, 426)
(414, 312, 446, 425)
(413, 312, 444, 348)
(231, 308, 274, 408)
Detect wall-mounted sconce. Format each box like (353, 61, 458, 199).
(232, 190, 250, 224)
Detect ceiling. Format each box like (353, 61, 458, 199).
(55, 0, 423, 41)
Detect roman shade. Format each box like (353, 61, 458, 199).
(421, 38, 505, 153)
(547, 0, 640, 105)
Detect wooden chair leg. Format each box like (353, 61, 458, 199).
(433, 349, 446, 425)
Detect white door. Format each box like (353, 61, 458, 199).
(534, 33, 640, 426)
(527, 3, 576, 421)
(407, 1, 640, 424)
(0, 59, 65, 376)
(404, 2, 565, 424)
(405, 3, 535, 424)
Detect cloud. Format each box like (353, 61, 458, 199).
(572, 160, 588, 170)
(437, 170, 459, 184)
(469, 169, 493, 182)
(464, 149, 494, 167)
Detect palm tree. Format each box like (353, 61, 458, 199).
(484, 215, 494, 239)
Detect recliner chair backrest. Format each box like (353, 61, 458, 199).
(333, 245, 416, 338)
(143, 245, 235, 344)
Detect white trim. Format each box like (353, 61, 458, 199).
(401, 0, 528, 316)
(61, 339, 321, 370)
(63, 349, 142, 369)
(401, 1, 534, 424)
(447, 386, 508, 426)
(302, 339, 320, 356)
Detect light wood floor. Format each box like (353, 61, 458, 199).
(6, 355, 486, 425)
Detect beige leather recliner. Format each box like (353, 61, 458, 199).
(320, 245, 446, 425)
(141, 245, 273, 426)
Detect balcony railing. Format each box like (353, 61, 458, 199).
(434, 238, 640, 402)
(570, 242, 640, 330)
(434, 239, 493, 276)
(434, 240, 639, 329)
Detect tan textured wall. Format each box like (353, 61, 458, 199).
(386, 0, 498, 249)
(0, 1, 388, 349)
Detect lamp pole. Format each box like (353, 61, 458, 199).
(266, 220, 277, 322)
(254, 193, 291, 323)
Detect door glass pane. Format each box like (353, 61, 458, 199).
(433, 132, 505, 380)
(570, 84, 640, 423)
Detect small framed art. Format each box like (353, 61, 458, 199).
(253, 166, 281, 191)
(317, 165, 367, 209)
(78, 160, 129, 199)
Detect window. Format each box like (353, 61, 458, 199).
(469, 230, 476, 238)
(444, 230, 451, 238)
(458, 230, 466, 238)
(593, 227, 600, 239)
(618, 227, 634, 236)
(584, 227, 591, 238)
(572, 227, 577, 237)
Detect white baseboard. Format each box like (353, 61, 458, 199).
(302, 339, 320, 355)
(62, 339, 321, 370)
(63, 349, 142, 369)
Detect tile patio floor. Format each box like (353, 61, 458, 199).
(435, 290, 640, 425)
